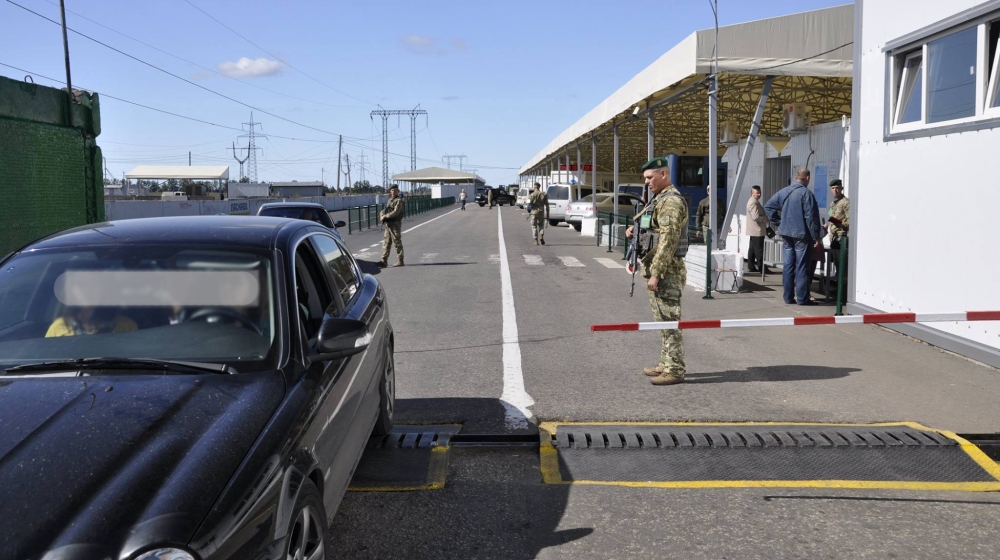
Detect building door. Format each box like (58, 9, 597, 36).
(763, 156, 791, 202)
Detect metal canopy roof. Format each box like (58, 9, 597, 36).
(520, 5, 854, 176)
(125, 165, 230, 180)
(391, 166, 484, 184)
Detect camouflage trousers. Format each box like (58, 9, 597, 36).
(381, 222, 404, 263)
(530, 213, 546, 241)
(646, 269, 686, 377)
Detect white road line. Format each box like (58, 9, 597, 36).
(489, 254, 501, 263)
(497, 208, 534, 429)
(594, 257, 625, 269)
(420, 253, 439, 261)
(558, 256, 585, 267)
(368, 243, 381, 248)
(523, 255, 543, 266)
(402, 208, 459, 234)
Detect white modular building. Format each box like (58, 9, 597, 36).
(849, 0, 1000, 366)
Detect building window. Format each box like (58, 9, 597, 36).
(896, 52, 924, 125)
(926, 27, 977, 123)
(989, 20, 1000, 109)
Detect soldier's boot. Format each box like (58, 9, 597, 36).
(642, 365, 665, 376)
(533, 239, 539, 246)
(540, 237, 545, 245)
(650, 373, 685, 386)
(392, 260, 404, 267)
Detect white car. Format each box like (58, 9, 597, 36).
(565, 193, 644, 232)
(516, 188, 529, 208)
(545, 184, 608, 227)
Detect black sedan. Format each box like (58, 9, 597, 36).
(0, 216, 395, 560)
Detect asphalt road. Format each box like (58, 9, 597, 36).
(329, 202, 1000, 559)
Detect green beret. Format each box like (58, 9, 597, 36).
(829, 178, 842, 187)
(641, 156, 669, 171)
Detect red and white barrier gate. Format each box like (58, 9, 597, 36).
(590, 311, 1000, 332)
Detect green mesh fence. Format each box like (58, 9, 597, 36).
(0, 76, 103, 256)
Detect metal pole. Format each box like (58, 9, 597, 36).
(576, 145, 582, 201)
(613, 123, 620, 251)
(58, 0, 73, 125)
(708, 0, 720, 250)
(336, 135, 342, 192)
(836, 237, 848, 315)
(647, 104, 655, 204)
(722, 76, 773, 249)
(592, 139, 599, 235)
(703, 229, 715, 299)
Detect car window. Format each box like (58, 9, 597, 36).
(294, 243, 333, 342)
(260, 206, 333, 228)
(546, 186, 570, 200)
(310, 235, 359, 312)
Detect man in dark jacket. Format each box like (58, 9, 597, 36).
(764, 167, 822, 305)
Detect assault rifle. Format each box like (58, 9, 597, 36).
(625, 202, 656, 297)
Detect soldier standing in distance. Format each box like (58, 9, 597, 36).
(827, 179, 849, 248)
(377, 185, 405, 267)
(528, 183, 549, 245)
(625, 157, 689, 386)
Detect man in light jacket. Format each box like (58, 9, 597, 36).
(745, 185, 769, 273)
(764, 168, 822, 305)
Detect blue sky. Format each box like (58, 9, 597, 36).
(1, 0, 849, 186)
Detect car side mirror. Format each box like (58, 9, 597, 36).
(333, 220, 346, 228)
(315, 317, 371, 360)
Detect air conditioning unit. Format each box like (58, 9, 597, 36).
(782, 103, 810, 135)
(719, 121, 740, 145)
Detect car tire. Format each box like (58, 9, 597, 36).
(572, 222, 582, 232)
(548, 219, 559, 227)
(285, 479, 329, 560)
(372, 342, 395, 436)
(478, 203, 485, 207)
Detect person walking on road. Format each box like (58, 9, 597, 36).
(528, 182, 549, 245)
(459, 188, 467, 211)
(764, 167, 822, 305)
(377, 185, 405, 268)
(625, 157, 689, 386)
(746, 185, 770, 273)
(487, 188, 494, 210)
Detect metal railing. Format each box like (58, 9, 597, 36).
(346, 196, 456, 234)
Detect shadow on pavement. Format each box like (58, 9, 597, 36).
(355, 259, 383, 276)
(686, 365, 861, 384)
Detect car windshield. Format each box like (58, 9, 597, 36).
(0, 246, 277, 373)
(260, 206, 329, 226)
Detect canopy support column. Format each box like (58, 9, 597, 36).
(647, 104, 655, 203)
(576, 146, 582, 200)
(613, 123, 620, 230)
(721, 76, 773, 250)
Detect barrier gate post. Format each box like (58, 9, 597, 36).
(703, 229, 714, 300)
(836, 236, 848, 316)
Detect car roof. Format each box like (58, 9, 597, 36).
(21, 216, 317, 251)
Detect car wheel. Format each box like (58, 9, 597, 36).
(572, 222, 582, 232)
(372, 342, 395, 436)
(285, 480, 328, 560)
(548, 219, 559, 227)
(478, 203, 485, 207)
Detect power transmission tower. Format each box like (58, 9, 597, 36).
(229, 141, 249, 180)
(357, 154, 368, 184)
(370, 105, 427, 189)
(238, 112, 265, 182)
(442, 154, 467, 170)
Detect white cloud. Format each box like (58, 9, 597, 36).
(217, 57, 283, 78)
(451, 37, 468, 51)
(401, 34, 442, 55)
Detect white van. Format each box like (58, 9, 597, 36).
(160, 191, 188, 201)
(516, 188, 529, 208)
(544, 183, 606, 226)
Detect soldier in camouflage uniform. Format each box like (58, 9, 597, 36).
(377, 185, 405, 267)
(827, 179, 850, 248)
(626, 157, 689, 386)
(528, 183, 549, 245)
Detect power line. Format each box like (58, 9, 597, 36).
(40, 0, 363, 110)
(181, 0, 372, 106)
(5, 0, 356, 138)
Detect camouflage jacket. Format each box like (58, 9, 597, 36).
(528, 191, 548, 216)
(641, 187, 689, 279)
(828, 196, 850, 240)
(382, 197, 404, 223)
